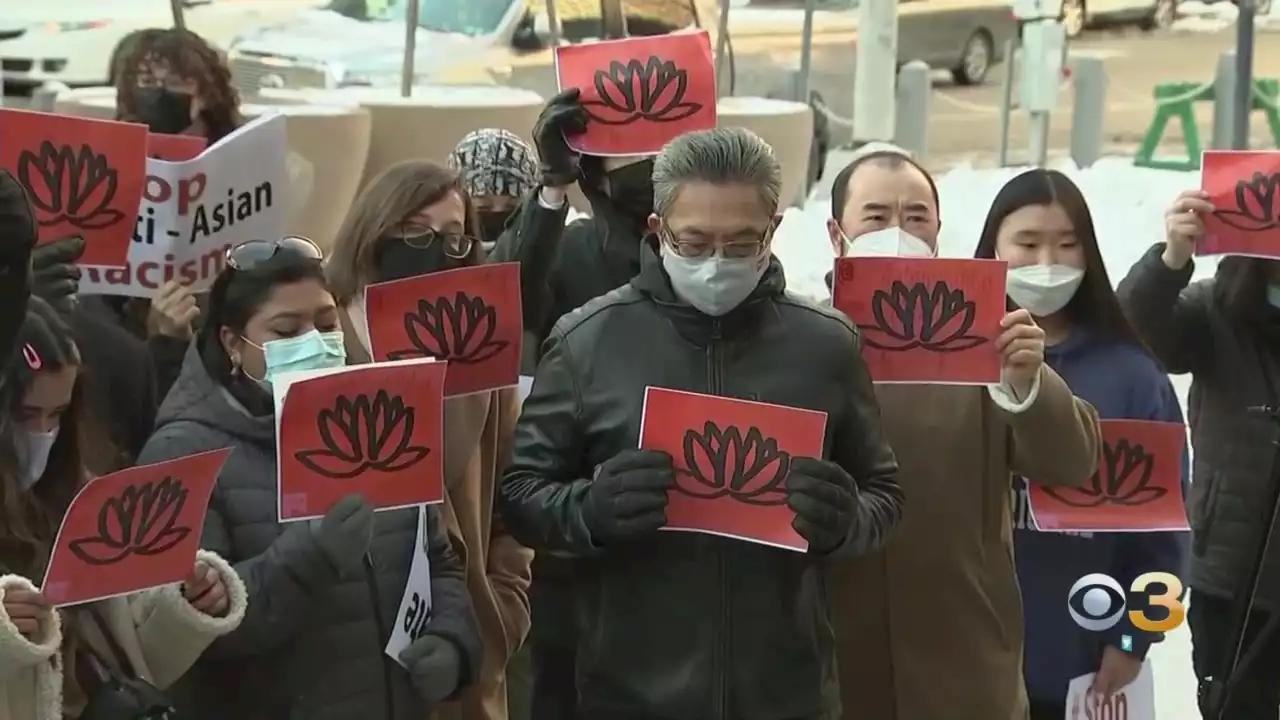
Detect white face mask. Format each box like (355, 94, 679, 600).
(660, 243, 768, 317)
(1005, 264, 1085, 317)
(16, 427, 59, 490)
(844, 227, 935, 258)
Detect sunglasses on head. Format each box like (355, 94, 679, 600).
(225, 236, 323, 271)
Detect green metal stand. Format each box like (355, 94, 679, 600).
(1134, 79, 1280, 171)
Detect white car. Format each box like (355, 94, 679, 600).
(1, 0, 320, 96)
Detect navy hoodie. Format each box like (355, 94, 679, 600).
(1012, 327, 1190, 703)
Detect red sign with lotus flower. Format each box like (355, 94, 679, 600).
(832, 256, 1007, 384)
(639, 387, 828, 551)
(276, 359, 447, 521)
(1027, 419, 1189, 532)
(1200, 151, 1280, 258)
(41, 448, 231, 607)
(147, 132, 207, 163)
(554, 31, 717, 156)
(364, 262, 522, 397)
(0, 108, 147, 267)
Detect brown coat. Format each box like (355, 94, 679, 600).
(829, 368, 1100, 720)
(342, 312, 534, 720)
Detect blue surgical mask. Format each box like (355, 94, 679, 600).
(1268, 284, 1280, 309)
(253, 330, 347, 386)
(660, 243, 768, 317)
(16, 426, 58, 490)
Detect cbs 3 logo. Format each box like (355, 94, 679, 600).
(1067, 572, 1186, 633)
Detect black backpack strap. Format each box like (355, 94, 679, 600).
(77, 606, 141, 683)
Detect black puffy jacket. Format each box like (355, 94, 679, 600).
(500, 246, 903, 720)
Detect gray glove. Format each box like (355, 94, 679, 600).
(312, 494, 374, 577)
(399, 634, 463, 705)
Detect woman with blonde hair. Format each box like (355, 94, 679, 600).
(328, 160, 533, 720)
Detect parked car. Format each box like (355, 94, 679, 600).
(1058, 0, 1178, 37)
(0, 0, 318, 96)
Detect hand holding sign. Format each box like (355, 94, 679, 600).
(41, 448, 231, 607)
(2, 586, 51, 639)
(0, 108, 147, 267)
(832, 257, 1007, 384)
(182, 560, 229, 617)
(554, 31, 716, 156)
(639, 388, 828, 551)
(366, 263, 522, 397)
(1027, 420, 1188, 532)
(275, 359, 446, 521)
(1199, 150, 1280, 258)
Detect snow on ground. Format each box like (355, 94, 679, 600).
(773, 156, 1212, 717)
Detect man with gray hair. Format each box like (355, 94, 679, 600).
(500, 127, 903, 719)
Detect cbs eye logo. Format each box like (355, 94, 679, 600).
(1067, 572, 1186, 633)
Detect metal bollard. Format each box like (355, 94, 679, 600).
(1212, 51, 1238, 150)
(1068, 56, 1107, 169)
(894, 60, 931, 159)
(30, 82, 70, 113)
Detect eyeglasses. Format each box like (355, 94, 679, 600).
(663, 234, 769, 260)
(390, 227, 475, 260)
(225, 236, 323, 271)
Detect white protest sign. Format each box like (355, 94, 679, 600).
(385, 506, 433, 667)
(80, 113, 287, 298)
(1064, 661, 1154, 720)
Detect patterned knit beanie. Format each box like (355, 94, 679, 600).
(447, 128, 539, 199)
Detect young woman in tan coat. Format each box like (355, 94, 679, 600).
(328, 160, 534, 720)
(0, 298, 247, 720)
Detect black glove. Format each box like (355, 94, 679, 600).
(532, 88, 589, 188)
(399, 634, 463, 705)
(581, 449, 675, 543)
(30, 235, 84, 313)
(312, 494, 374, 576)
(786, 457, 858, 554)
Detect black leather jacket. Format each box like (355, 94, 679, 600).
(500, 247, 903, 720)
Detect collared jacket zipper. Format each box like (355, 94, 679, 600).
(364, 553, 396, 720)
(706, 321, 730, 720)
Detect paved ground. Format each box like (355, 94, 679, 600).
(911, 25, 1280, 167)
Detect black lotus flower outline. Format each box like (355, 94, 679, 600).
(1214, 171, 1280, 232)
(67, 477, 191, 566)
(294, 390, 431, 479)
(1043, 438, 1166, 508)
(16, 141, 127, 231)
(858, 280, 987, 353)
(580, 56, 704, 126)
(385, 292, 509, 365)
(675, 421, 791, 506)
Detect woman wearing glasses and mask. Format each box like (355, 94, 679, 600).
(134, 237, 483, 720)
(327, 160, 533, 720)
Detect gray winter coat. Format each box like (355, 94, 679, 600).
(1118, 243, 1280, 605)
(135, 345, 483, 719)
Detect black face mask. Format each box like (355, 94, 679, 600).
(606, 161, 655, 231)
(133, 87, 194, 135)
(373, 237, 468, 284)
(477, 211, 513, 245)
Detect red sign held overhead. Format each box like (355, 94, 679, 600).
(1027, 419, 1189, 532)
(364, 263, 523, 397)
(0, 108, 147, 267)
(1199, 150, 1280, 258)
(639, 387, 828, 552)
(41, 448, 232, 607)
(554, 31, 717, 156)
(276, 359, 447, 521)
(832, 256, 1008, 384)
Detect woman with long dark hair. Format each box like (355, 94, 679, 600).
(114, 27, 244, 143)
(0, 298, 247, 720)
(974, 169, 1188, 719)
(1118, 188, 1280, 716)
(328, 160, 531, 720)
(135, 237, 482, 719)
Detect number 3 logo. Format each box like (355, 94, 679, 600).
(1129, 572, 1186, 633)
